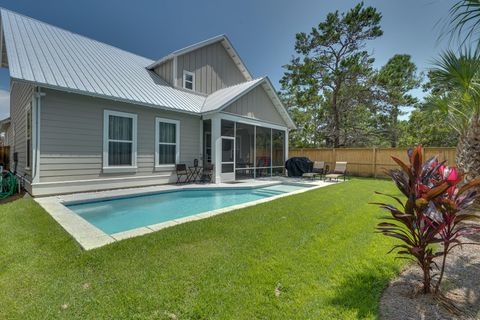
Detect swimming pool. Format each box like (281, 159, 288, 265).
(66, 184, 311, 235)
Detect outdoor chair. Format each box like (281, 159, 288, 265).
(302, 161, 328, 180)
(324, 161, 348, 182)
(256, 158, 270, 177)
(200, 164, 214, 183)
(175, 164, 189, 184)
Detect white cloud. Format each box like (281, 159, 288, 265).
(0, 89, 9, 120)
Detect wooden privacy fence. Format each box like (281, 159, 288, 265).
(289, 147, 457, 178)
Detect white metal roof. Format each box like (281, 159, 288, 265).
(0, 8, 205, 114)
(202, 78, 264, 112)
(0, 9, 295, 128)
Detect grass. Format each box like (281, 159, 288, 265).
(0, 178, 404, 319)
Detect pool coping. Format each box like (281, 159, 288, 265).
(35, 178, 339, 250)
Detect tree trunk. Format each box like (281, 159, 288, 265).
(435, 244, 449, 293)
(456, 116, 480, 181)
(422, 265, 432, 294)
(390, 107, 399, 148)
(331, 87, 341, 148)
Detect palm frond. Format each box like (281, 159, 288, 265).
(428, 49, 480, 133)
(449, 0, 480, 45)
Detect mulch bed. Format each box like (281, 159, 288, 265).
(0, 191, 27, 205)
(380, 231, 480, 320)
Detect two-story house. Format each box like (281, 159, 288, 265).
(0, 8, 295, 196)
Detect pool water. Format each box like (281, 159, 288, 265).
(66, 184, 310, 235)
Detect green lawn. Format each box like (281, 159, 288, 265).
(0, 179, 404, 319)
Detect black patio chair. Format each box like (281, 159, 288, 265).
(175, 164, 189, 184)
(200, 164, 214, 183)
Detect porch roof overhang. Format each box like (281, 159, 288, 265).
(201, 77, 296, 130)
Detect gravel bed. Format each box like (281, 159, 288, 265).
(380, 231, 480, 320)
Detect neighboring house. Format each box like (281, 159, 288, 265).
(0, 9, 295, 196)
(0, 117, 10, 146)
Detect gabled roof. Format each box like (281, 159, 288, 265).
(202, 78, 264, 112)
(203, 77, 296, 129)
(0, 9, 295, 129)
(147, 34, 253, 81)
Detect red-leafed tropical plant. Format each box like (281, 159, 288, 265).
(374, 145, 480, 294)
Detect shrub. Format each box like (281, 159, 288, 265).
(374, 145, 480, 294)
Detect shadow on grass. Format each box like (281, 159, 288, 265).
(327, 265, 398, 319)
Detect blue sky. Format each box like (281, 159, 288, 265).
(0, 0, 458, 119)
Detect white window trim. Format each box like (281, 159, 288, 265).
(155, 117, 180, 169)
(103, 110, 137, 173)
(182, 70, 195, 91)
(25, 102, 32, 170)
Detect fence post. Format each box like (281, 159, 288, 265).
(373, 147, 377, 178)
(332, 148, 336, 168)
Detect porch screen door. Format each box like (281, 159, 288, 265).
(220, 136, 235, 181)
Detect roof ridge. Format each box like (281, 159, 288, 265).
(0, 8, 154, 64)
(147, 34, 227, 69)
(171, 34, 226, 55)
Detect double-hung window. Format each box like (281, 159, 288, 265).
(155, 118, 180, 167)
(103, 110, 137, 171)
(183, 70, 195, 91)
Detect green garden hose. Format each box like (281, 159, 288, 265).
(0, 171, 17, 200)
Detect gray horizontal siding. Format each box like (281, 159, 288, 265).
(224, 85, 287, 126)
(176, 42, 246, 95)
(10, 81, 34, 180)
(40, 89, 201, 183)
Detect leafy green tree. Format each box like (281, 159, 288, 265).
(375, 54, 421, 147)
(281, 2, 382, 147)
(280, 92, 325, 147)
(398, 107, 458, 147)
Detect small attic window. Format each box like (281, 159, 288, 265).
(183, 70, 195, 91)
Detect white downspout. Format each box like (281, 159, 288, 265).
(32, 87, 45, 184)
